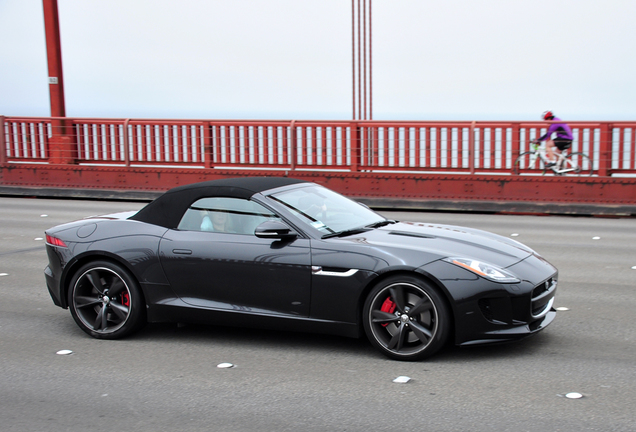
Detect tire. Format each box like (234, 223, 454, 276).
(68, 260, 146, 339)
(562, 152, 593, 176)
(514, 151, 546, 175)
(363, 275, 450, 361)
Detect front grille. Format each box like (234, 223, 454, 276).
(531, 277, 557, 318)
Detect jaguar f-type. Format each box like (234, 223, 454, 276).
(44, 177, 557, 360)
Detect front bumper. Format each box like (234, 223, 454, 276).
(458, 308, 557, 346)
(420, 253, 558, 346)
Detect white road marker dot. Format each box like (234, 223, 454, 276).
(35, 238, 44, 241)
(56, 350, 73, 355)
(0, 273, 8, 277)
(556, 307, 570, 311)
(592, 236, 600, 240)
(565, 392, 583, 399)
(41, 214, 48, 218)
(217, 363, 235, 369)
(510, 233, 519, 237)
(393, 376, 411, 384)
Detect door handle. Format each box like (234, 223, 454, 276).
(172, 249, 192, 255)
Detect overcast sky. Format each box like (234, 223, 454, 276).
(2, 0, 635, 121)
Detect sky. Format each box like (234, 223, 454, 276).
(1, 0, 635, 121)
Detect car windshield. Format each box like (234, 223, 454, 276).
(268, 185, 385, 236)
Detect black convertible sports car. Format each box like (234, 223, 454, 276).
(44, 177, 557, 360)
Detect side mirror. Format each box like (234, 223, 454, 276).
(254, 220, 298, 240)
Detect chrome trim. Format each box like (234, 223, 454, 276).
(312, 266, 359, 277)
(532, 297, 554, 319)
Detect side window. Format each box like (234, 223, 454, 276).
(177, 197, 278, 235)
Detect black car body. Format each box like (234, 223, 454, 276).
(44, 177, 557, 360)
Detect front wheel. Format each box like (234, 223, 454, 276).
(68, 260, 146, 339)
(514, 151, 546, 175)
(562, 152, 593, 176)
(363, 275, 450, 361)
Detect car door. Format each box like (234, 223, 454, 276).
(158, 197, 311, 317)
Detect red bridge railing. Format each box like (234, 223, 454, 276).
(2, 116, 636, 177)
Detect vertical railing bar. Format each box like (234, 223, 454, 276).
(35, 122, 43, 159)
(404, 127, 411, 167)
(140, 123, 148, 162)
(265, 125, 271, 165)
(370, 125, 377, 167)
(299, 126, 306, 166)
(89, 123, 97, 161)
(272, 125, 279, 165)
(449, 127, 455, 169)
(630, 127, 636, 171)
(104, 123, 112, 162)
(290, 120, 296, 170)
(281, 125, 288, 166)
(478, 127, 485, 170)
(76, 123, 85, 160)
(122, 119, 130, 166)
(330, 126, 337, 166)
(617, 126, 625, 170)
(492, 128, 498, 169)
(0, 116, 6, 164)
(17, 122, 25, 158)
(436, 127, 443, 168)
(422, 127, 430, 168)
(225, 124, 231, 165)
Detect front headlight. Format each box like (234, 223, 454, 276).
(444, 257, 520, 283)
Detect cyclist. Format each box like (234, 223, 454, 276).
(532, 111, 573, 166)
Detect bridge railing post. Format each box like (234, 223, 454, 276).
(350, 122, 360, 172)
(598, 123, 613, 177)
(289, 120, 296, 171)
(469, 121, 476, 174)
(511, 122, 521, 173)
(123, 119, 131, 167)
(48, 117, 77, 164)
(0, 116, 6, 165)
(203, 122, 212, 169)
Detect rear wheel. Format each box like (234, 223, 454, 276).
(68, 260, 146, 339)
(363, 275, 450, 361)
(514, 151, 546, 175)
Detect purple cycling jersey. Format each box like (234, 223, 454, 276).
(539, 117, 573, 142)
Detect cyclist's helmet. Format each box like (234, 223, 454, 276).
(542, 110, 554, 120)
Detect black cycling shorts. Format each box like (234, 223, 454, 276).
(554, 138, 572, 151)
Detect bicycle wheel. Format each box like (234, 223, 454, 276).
(561, 152, 593, 176)
(514, 151, 546, 175)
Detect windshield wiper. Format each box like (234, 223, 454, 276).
(366, 219, 397, 228)
(321, 227, 371, 239)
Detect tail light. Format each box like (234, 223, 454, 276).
(46, 235, 68, 248)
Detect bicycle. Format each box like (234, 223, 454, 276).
(513, 141, 593, 176)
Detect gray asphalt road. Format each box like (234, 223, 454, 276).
(1, 197, 635, 432)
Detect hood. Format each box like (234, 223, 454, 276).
(342, 221, 535, 268)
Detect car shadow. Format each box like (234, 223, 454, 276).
(435, 332, 556, 362)
(133, 322, 375, 355)
(130, 322, 554, 362)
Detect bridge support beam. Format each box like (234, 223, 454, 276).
(42, 0, 76, 164)
(1, 165, 635, 216)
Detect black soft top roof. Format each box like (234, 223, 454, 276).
(130, 177, 308, 228)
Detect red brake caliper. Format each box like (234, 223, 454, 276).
(121, 292, 130, 307)
(380, 297, 396, 327)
